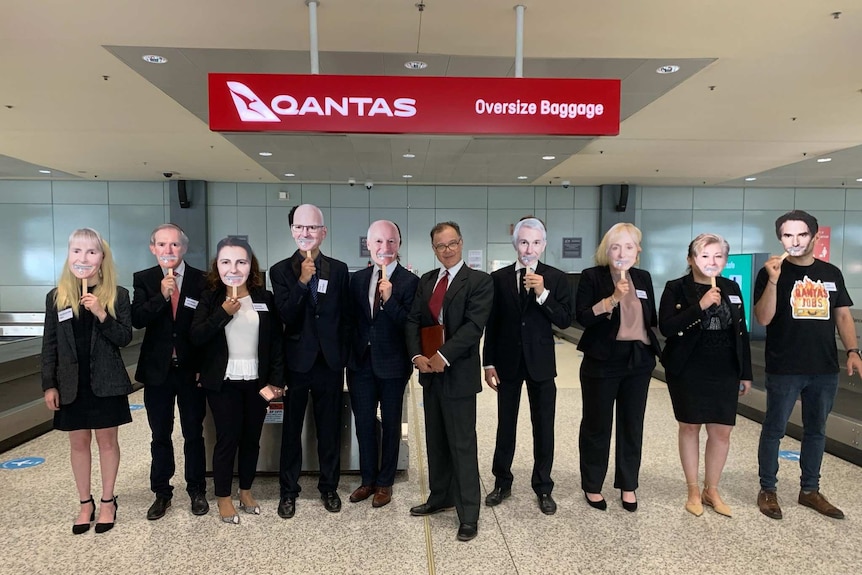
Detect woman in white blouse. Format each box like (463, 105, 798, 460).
(191, 237, 284, 524)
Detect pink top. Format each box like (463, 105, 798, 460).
(590, 269, 649, 344)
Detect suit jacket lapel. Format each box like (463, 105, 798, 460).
(507, 265, 520, 309)
(317, 256, 330, 308)
(60, 310, 77, 360)
(444, 266, 469, 307)
(364, 268, 374, 321)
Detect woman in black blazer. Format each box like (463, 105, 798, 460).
(41, 228, 133, 534)
(190, 237, 284, 524)
(575, 223, 661, 512)
(659, 233, 752, 518)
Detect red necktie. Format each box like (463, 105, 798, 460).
(171, 273, 180, 319)
(428, 271, 448, 324)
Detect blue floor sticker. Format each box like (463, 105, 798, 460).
(129, 404, 145, 411)
(778, 450, 800, 461)
(1, 457, 45, 469)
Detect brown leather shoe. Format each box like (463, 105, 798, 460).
(757, 489, 782, 519)
(798, 490, 844, 519)
(349, 485, 375, 503)
(372, 486, 392, 508)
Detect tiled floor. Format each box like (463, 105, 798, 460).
(3, 339, 860, 575)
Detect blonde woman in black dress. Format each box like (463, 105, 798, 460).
(42, 228, 133, 534)
(659, 233, 752, 517)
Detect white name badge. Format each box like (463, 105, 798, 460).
(58, 308, 73, 322)
(635, 289, 648, 300)
(317, 279, 329, 294)
(729, 295, 742, 304)
(253, 303, 268, 312)
(824, 282, 837, 292)
(183, 297, 199, 309)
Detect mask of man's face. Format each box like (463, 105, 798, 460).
(367, 221, 400, 267)
(515, 226, 546, 267)
(291, 205, 326, 253)
(150, 228, 186, 269)
(217, 246, 251, 288)
(779, 220, 815, 257)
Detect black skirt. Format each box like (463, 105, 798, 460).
(666, 342, 739, 425)
(53, 383, 132, 431)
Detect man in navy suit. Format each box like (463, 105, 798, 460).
(132, 223, 209, 519)
(406, 221, 494, 542)
(270, 204, 351, 518)
(482, 217, 572, 515)
(347, 220, 418, 508)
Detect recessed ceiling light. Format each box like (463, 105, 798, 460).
(517, 176, 529, 180)
(657, 65, 680, 74)
(404, 60, 428, 70)
(38, 169, 51, 174)
(142, 54, 168, 64)
(542, 155, 556, 160)
(402, 153, 416, 158)
(745, 177, 757, 181)
(857, 178, 862, 182)
(402, 174, 413, 179)
(816, 157, 832, 163)
(284, 173, 295, 177)
(258, 152, 273, 157)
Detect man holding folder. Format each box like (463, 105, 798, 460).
(406, 221, 493, 542)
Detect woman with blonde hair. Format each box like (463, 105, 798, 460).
(659, 233, 752, 517)
(575, 223, 662, 512)
(42, 228, 133, 534)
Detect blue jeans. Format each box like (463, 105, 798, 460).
(757, 373, 838, 492)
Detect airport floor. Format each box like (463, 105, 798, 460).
(3, 338, 861, 575)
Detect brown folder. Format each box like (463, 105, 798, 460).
(420, 324, 445, 358)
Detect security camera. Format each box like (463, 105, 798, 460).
(348, 178, 356, 187)
(163, 172, 173, 178)
(365, 180, 374, 190)
(561, 180, 571, 189)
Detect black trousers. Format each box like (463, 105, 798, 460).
(579, 341, 654, 493)
(143, 366, 207, 498)
(206, 379, 268, 498)
(279, 354, 343, 498)
(423, 376, 480, 525)
(347, 355, 407, 488)
(491, 362, 556, 495)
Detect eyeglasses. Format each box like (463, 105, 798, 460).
(291, 224, 323, 233)
(433, 238, 462, 253)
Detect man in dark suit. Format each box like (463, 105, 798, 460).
(406, 221, 494, 542)
(483, 217, 572, 515)
(131, 223, 209, 519)
(347, 220, 419, 508)
(270, 204, 351, 518)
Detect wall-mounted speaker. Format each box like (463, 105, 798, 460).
(177, 180, 191, 209)
(615, 184, 629, 212)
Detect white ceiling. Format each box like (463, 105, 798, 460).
(1, 0, 861, 188)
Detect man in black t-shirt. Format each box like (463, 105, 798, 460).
(753, 210, 862, 520)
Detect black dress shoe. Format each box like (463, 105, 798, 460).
(620, 491, 638, 512)
(584, 491, 607, 511)
(321, 491, 342, 513)
(95, 496, 118, 533)
(538, 493, 557, 515)
(457, 523, 478, 542)
(277, 497, 296, 519)
(409, 502, 453, 516)
(484, 487, 511, 507)
(72, 495, 95, 535)
(190, 492, 209, 516)
(147, 496, 171, 521)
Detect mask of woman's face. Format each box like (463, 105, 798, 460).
(68, 238, 104, 279)
(607, 231, 639, 271)
(691, 242, 726, 277)
(217, 246, 251, 288)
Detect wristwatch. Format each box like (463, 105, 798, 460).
(847, 348, 862, 359)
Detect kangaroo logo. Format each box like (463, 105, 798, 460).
(227, 81, 280, 122)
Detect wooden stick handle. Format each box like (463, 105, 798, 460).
(710, 276, 716, 288)
(620, 268, 626, 280)
(381, 265, 387, 281)
(82, 277, 87, 295)
(232, 285, 237, 299)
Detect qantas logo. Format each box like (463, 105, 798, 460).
(226, 81, 417, 122)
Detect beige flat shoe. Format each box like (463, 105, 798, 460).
(702, 488, 732, 517)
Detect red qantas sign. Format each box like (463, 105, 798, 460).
(208, 74, 620, 136)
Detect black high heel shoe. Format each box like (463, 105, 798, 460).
(95, 496, 118, 533)
(72, 495, 95, 535)
(583, 491, 607, 511)
(620, 490, 638, 512)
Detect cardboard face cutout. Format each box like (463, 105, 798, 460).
(367, 221, 400, 268)
(292, 204, 326, 253)
(690, 242, 726, 279)
(515, 226, 546, 267)
(150, 227, 185, 270)
(779, 220, 815, 258)
(68, 238, 103, 279)
(217, 246, 251, 289)
(607, 230, 639, 272)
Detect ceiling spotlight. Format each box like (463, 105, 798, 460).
(404, 60, 428, 70)
(517, 176, 529, 180)
(258, 152, 273, 157)
(284, 173, 295, 177)
(857, 178, 862, 182)
(402, 174, 413, 179)
(745, 177, 757, 181)
(402, 152, 416, 158)
(142, 54, 168, 64)
(817, 158, 832, 163)
(656, 65, 680, 74)
(542, 155, 556, 160)
(38, 169, 51, 174)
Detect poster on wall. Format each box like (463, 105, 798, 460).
(467, 250, 483, 270)
(814, 226, 830, 262)
(359, 236, 370, 258)
(562, 237, 582, 259)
